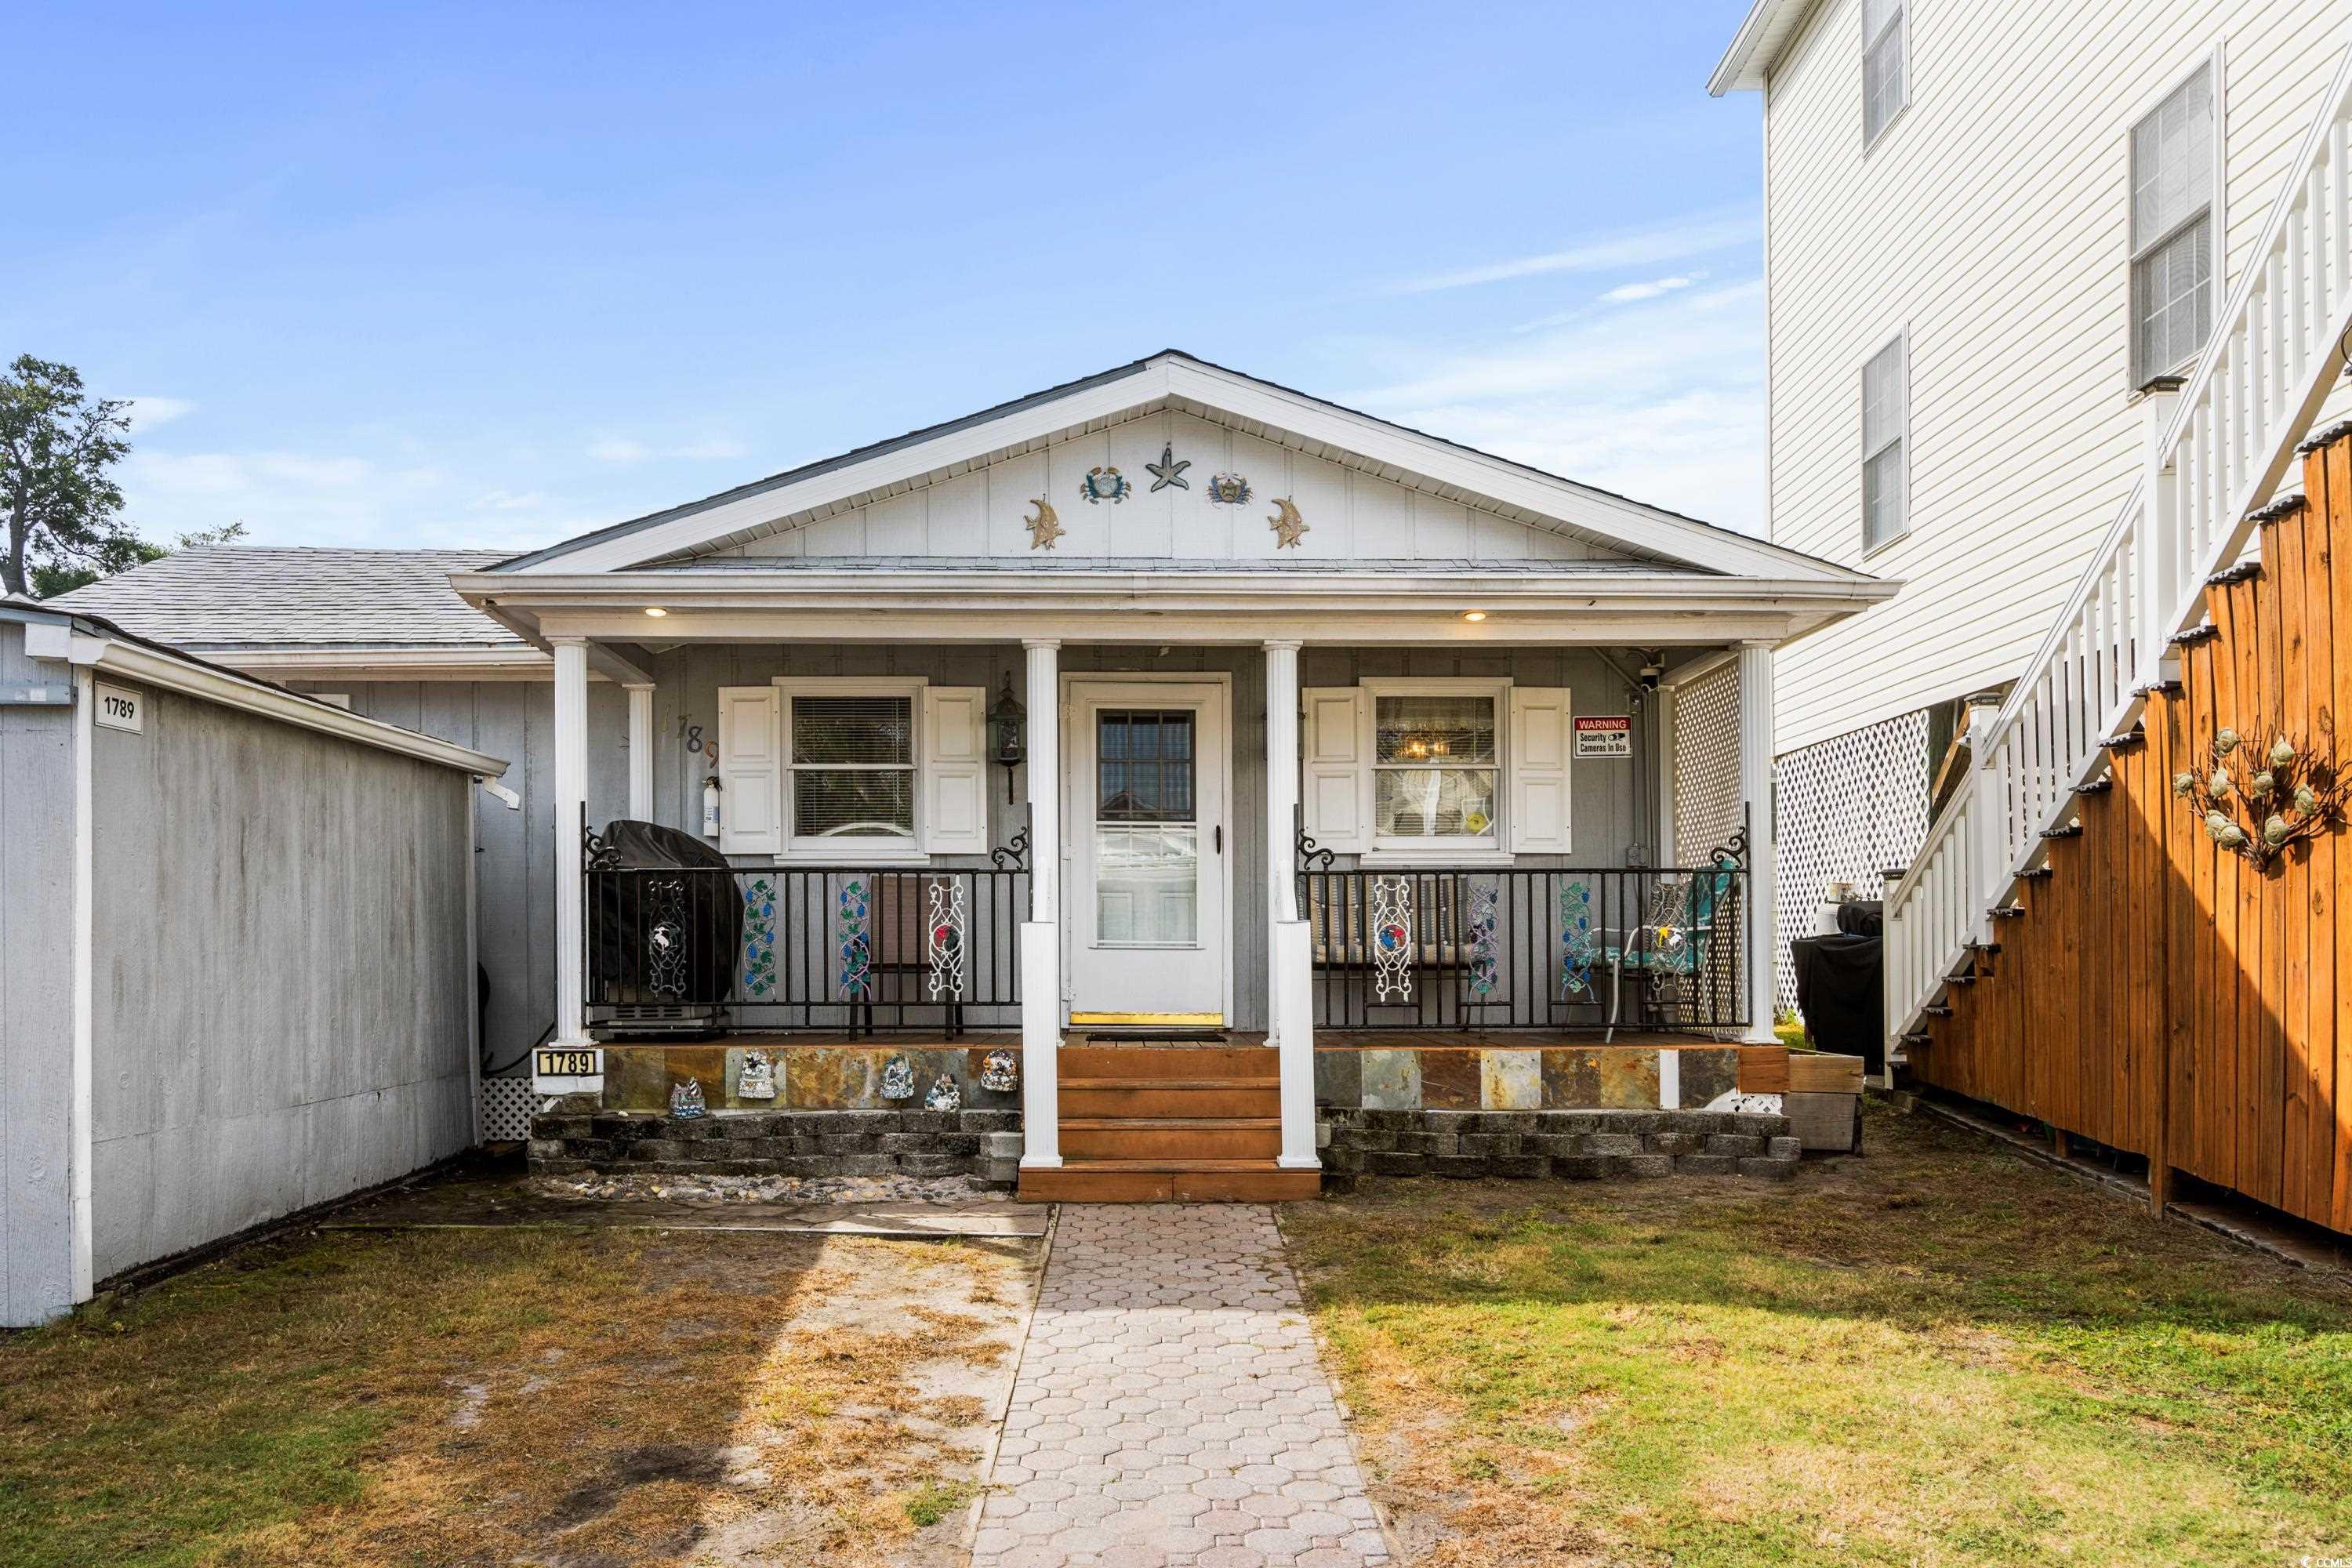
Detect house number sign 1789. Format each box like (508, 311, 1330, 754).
(94, 682, 144, 734)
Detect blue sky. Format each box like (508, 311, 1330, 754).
(7, 2, 1765, 554)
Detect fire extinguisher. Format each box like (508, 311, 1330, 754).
(702, 775, 722, 837)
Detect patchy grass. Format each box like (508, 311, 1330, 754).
(0, 1221, 1036, 1567)
(1283, 1104, 2352, 1567)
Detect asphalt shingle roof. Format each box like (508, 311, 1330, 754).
(49, 546, 522, 649)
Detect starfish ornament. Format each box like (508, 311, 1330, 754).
(1146, 442, 1191, 492)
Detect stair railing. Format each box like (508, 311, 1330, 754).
(1886, 42, 2352, 1067)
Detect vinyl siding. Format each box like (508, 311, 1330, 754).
(1762, 0, 2352, 756)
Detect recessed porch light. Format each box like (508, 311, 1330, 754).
(644, 606, 669, 618)
(1461, 610, 1488, 622)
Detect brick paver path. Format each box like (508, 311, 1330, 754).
(971, 1204, 1389, 1568)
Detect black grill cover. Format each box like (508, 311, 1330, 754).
(1835, 899, 1885, 938)
(1791, 934, 1885, 1073)
(589, 819, 742, 1005)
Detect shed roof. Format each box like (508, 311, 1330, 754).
(50, 546, 522, 650)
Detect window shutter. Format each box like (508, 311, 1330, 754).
(717, 686, 782, 855)
(921, 685, 989, 855)
(1301, 687, 1371, 854)
(1508, 688, 1572, 854)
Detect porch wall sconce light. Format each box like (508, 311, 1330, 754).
(989, 673, 1027, 802)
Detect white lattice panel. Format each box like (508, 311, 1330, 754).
(477, 1075, 539, 1143)
(1672, 664, 1744, 862)
(1773, 710, 1932, 1017)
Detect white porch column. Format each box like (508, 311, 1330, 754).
(1263, 640, 1316, 1168)
(1736, 641, 1780, 1044)
(626, 683, 654, 820)
(541, 637, 598, 1093)
(1019, 638, 1062, 1168)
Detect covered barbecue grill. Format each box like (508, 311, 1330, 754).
(587, 819, 743, 1036)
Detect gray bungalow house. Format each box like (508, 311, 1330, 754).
(60, 351, 1894, 1201)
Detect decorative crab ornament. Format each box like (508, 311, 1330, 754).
(1079, 466, 1131, 504)
(1205, 472, 1252, 506)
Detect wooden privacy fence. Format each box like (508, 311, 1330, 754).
(1911, 429, 2352, 1236)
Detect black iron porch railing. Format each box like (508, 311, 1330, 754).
(585, 828, 1030, 1036)
(1294, 823, 1751, 1035)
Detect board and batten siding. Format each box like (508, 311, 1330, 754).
(86, 681, 479, 1281)
(1760, 0, 2352, 757)
(289, 681, 630, 1078)
(690, 408, 1639, 565)
(0, 624, 77, 1325)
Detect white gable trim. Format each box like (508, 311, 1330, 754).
(506, 354, 1867, 585)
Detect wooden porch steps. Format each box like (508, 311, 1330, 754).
(1020, 1045, 1315, 1203)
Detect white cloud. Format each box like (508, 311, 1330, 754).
(122, 395, 196, 430)
(471, 488, 549, 512)
(1599, 272, 1703, 304)
(1389, 208, 1758, 295)
(586, 434, 750, 463)
(120, 447, 586, 552)
(1344, 276, 1768, 533)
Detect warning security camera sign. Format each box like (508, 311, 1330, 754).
(1573, 716, 1632, 758)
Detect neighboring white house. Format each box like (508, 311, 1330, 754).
(1711, 0, 2352, 1004)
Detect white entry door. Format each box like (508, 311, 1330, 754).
(1065, 679, 1230, 1025)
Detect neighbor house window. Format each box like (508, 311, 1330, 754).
(1863, 0, 1907, 145)
(2131, 64, 2216, 386)
(1372, 689, 1501, 847)
(788, 691, 915, 848)
(1862, 335, 1908, 551)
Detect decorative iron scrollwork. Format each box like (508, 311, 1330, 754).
(991, 826, 1031, 872)
(583, 821, 623, 872)
(1707, 821, 1750, 870)
(1297, 824, 1337, 872)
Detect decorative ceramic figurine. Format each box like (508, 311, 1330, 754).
(1023, 496, 1064, 551)
(880, 1054, 916, 1100)
(1206, 472, 1252, 506)
(1146, 442, 1190, 492)
(979, 1049, 1018, 1093)
(925, 1072, 962, 1112)
(1079, 465, 1131, 504)
(737, 1050, 776, 1101)
(669, 1078, 706, 1119)
(1267, 495, 1309, 549)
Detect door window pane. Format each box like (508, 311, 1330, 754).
(1098, 711, 1196, 822)
(1095, 825, 1200, 946)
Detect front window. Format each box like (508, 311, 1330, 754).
(2132, 65, 2216, 386)
(789, 694, 914, 844)
(1374, 693, 1499, 844)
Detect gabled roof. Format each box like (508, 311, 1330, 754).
(51, 546, 523, 650)
(1708, 0, 1819, 95)
(491, 350, 1872, 585)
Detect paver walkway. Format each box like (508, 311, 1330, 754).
(972, 1204, 1388, 1568)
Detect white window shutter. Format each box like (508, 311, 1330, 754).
(717, 686, 782, 855)
(1509, 688, 1572, 854)
(1301, 687, 1371, 854)
(921, 685, 989, 855)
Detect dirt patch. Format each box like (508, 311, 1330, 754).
(0, 1221, 1042, 1568)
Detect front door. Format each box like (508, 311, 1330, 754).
(1065, 679, 1230, 1025)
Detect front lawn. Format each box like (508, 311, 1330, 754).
(1283, 1104, 2352, 1567)
(0, 1218, 1036, 1567)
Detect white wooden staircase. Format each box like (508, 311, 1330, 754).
(1885, 45, 2352, 1071)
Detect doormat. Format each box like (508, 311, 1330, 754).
(1081, 1031, 1230, 1044)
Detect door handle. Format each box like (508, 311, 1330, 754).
(1214, 825, 1222, 854)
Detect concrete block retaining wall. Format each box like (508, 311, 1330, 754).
(530, 1106, 1025, 1186)
(1316, 1107, 1800, 1191)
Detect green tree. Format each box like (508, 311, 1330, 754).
(0, 354, 137, 598)
(30, 520, 247, 598)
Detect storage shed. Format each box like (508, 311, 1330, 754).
(0, 596, 506, 1325)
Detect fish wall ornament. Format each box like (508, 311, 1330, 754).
(1023, 497, 1064, 551)
(1267, 495, 1309, 549)
(1146, 443, 1190, 492)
